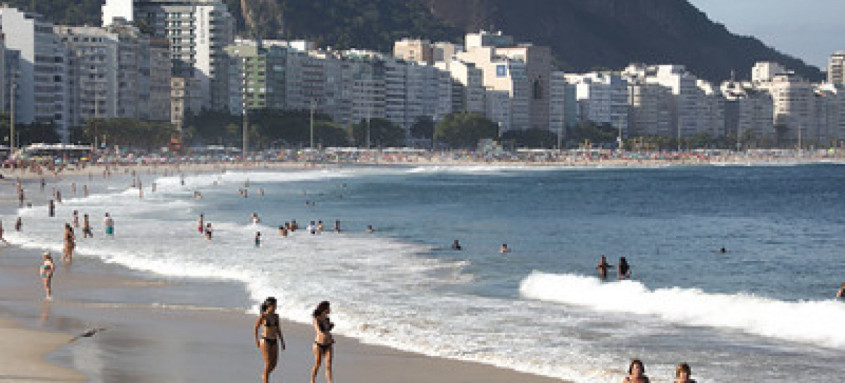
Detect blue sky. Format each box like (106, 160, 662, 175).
(688, 0, 844, 69)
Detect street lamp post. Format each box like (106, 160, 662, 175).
(309, 99, 315, 149)
(677, 117, 682, 153)
(366, 105, 371, 150)
(431, 115, 436, 151)
(242, 58, 248, 163)
(9, 82, 15, 150)
(558, 120, 564, 153)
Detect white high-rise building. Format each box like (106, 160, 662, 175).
(343, 51, 386, 127)
(721, 80, 774, 146)
(104, 0, 235, 112)
(697, 80, 726, 138)
(627, 78, 674, 138)
(457, 31, 552, 131)
(758, 72, 815, 145)
(380, 59, 446, 133)
(752, 62, 787, 84)
(0, 7, 68, 140)
(828, 52, 845, 87)
(647, 65, 705, 139)
(567, 72, 629, 137)
(56, 26, 119, 128)
(443, 60, 484, 114)
(812, 84, 845, 145)
(548, 71, 568, 141)
(58, 21, 172, 128)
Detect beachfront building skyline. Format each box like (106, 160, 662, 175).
(2, 0, 845, 149)
(0, 7, 68, 140)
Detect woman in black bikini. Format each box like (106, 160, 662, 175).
(310, 301, 334, 383)
(254, 297, 285, 383)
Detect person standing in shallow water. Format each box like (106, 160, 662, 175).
(836, 282, 845, 298)
(103, 213, 115, 237)
(595, 255, 613, 280)
(62, 223, 75, 263)
(254, 297, 285, 383)
(82, 214, 93, 238)
(311, 301, 335, 383)
(618, 257, 632, 280)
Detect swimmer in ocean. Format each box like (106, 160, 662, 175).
(366, 225, 374, 233)
(595, 255, 613, 280)
(500, 243, 511, 253)
(451, 240, 462, 250)
(837, 283, 845, 298)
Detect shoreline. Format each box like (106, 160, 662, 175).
(0, 165, 571, 383)
(2, 149, 844, 181)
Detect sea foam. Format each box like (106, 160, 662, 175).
(520, 271, 845, 349)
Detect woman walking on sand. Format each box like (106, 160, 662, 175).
(311, 301, 335, 383)
(40, 252, 55, 300)
(254, 297, 285, 383)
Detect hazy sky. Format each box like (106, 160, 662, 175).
(688, 0, 845, 69)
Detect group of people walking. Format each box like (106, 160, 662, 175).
(254, 298, 335, 383)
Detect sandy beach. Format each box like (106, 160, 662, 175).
(0, 164, 568, 383)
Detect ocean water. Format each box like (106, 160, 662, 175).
(5, 164, 845, 382)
